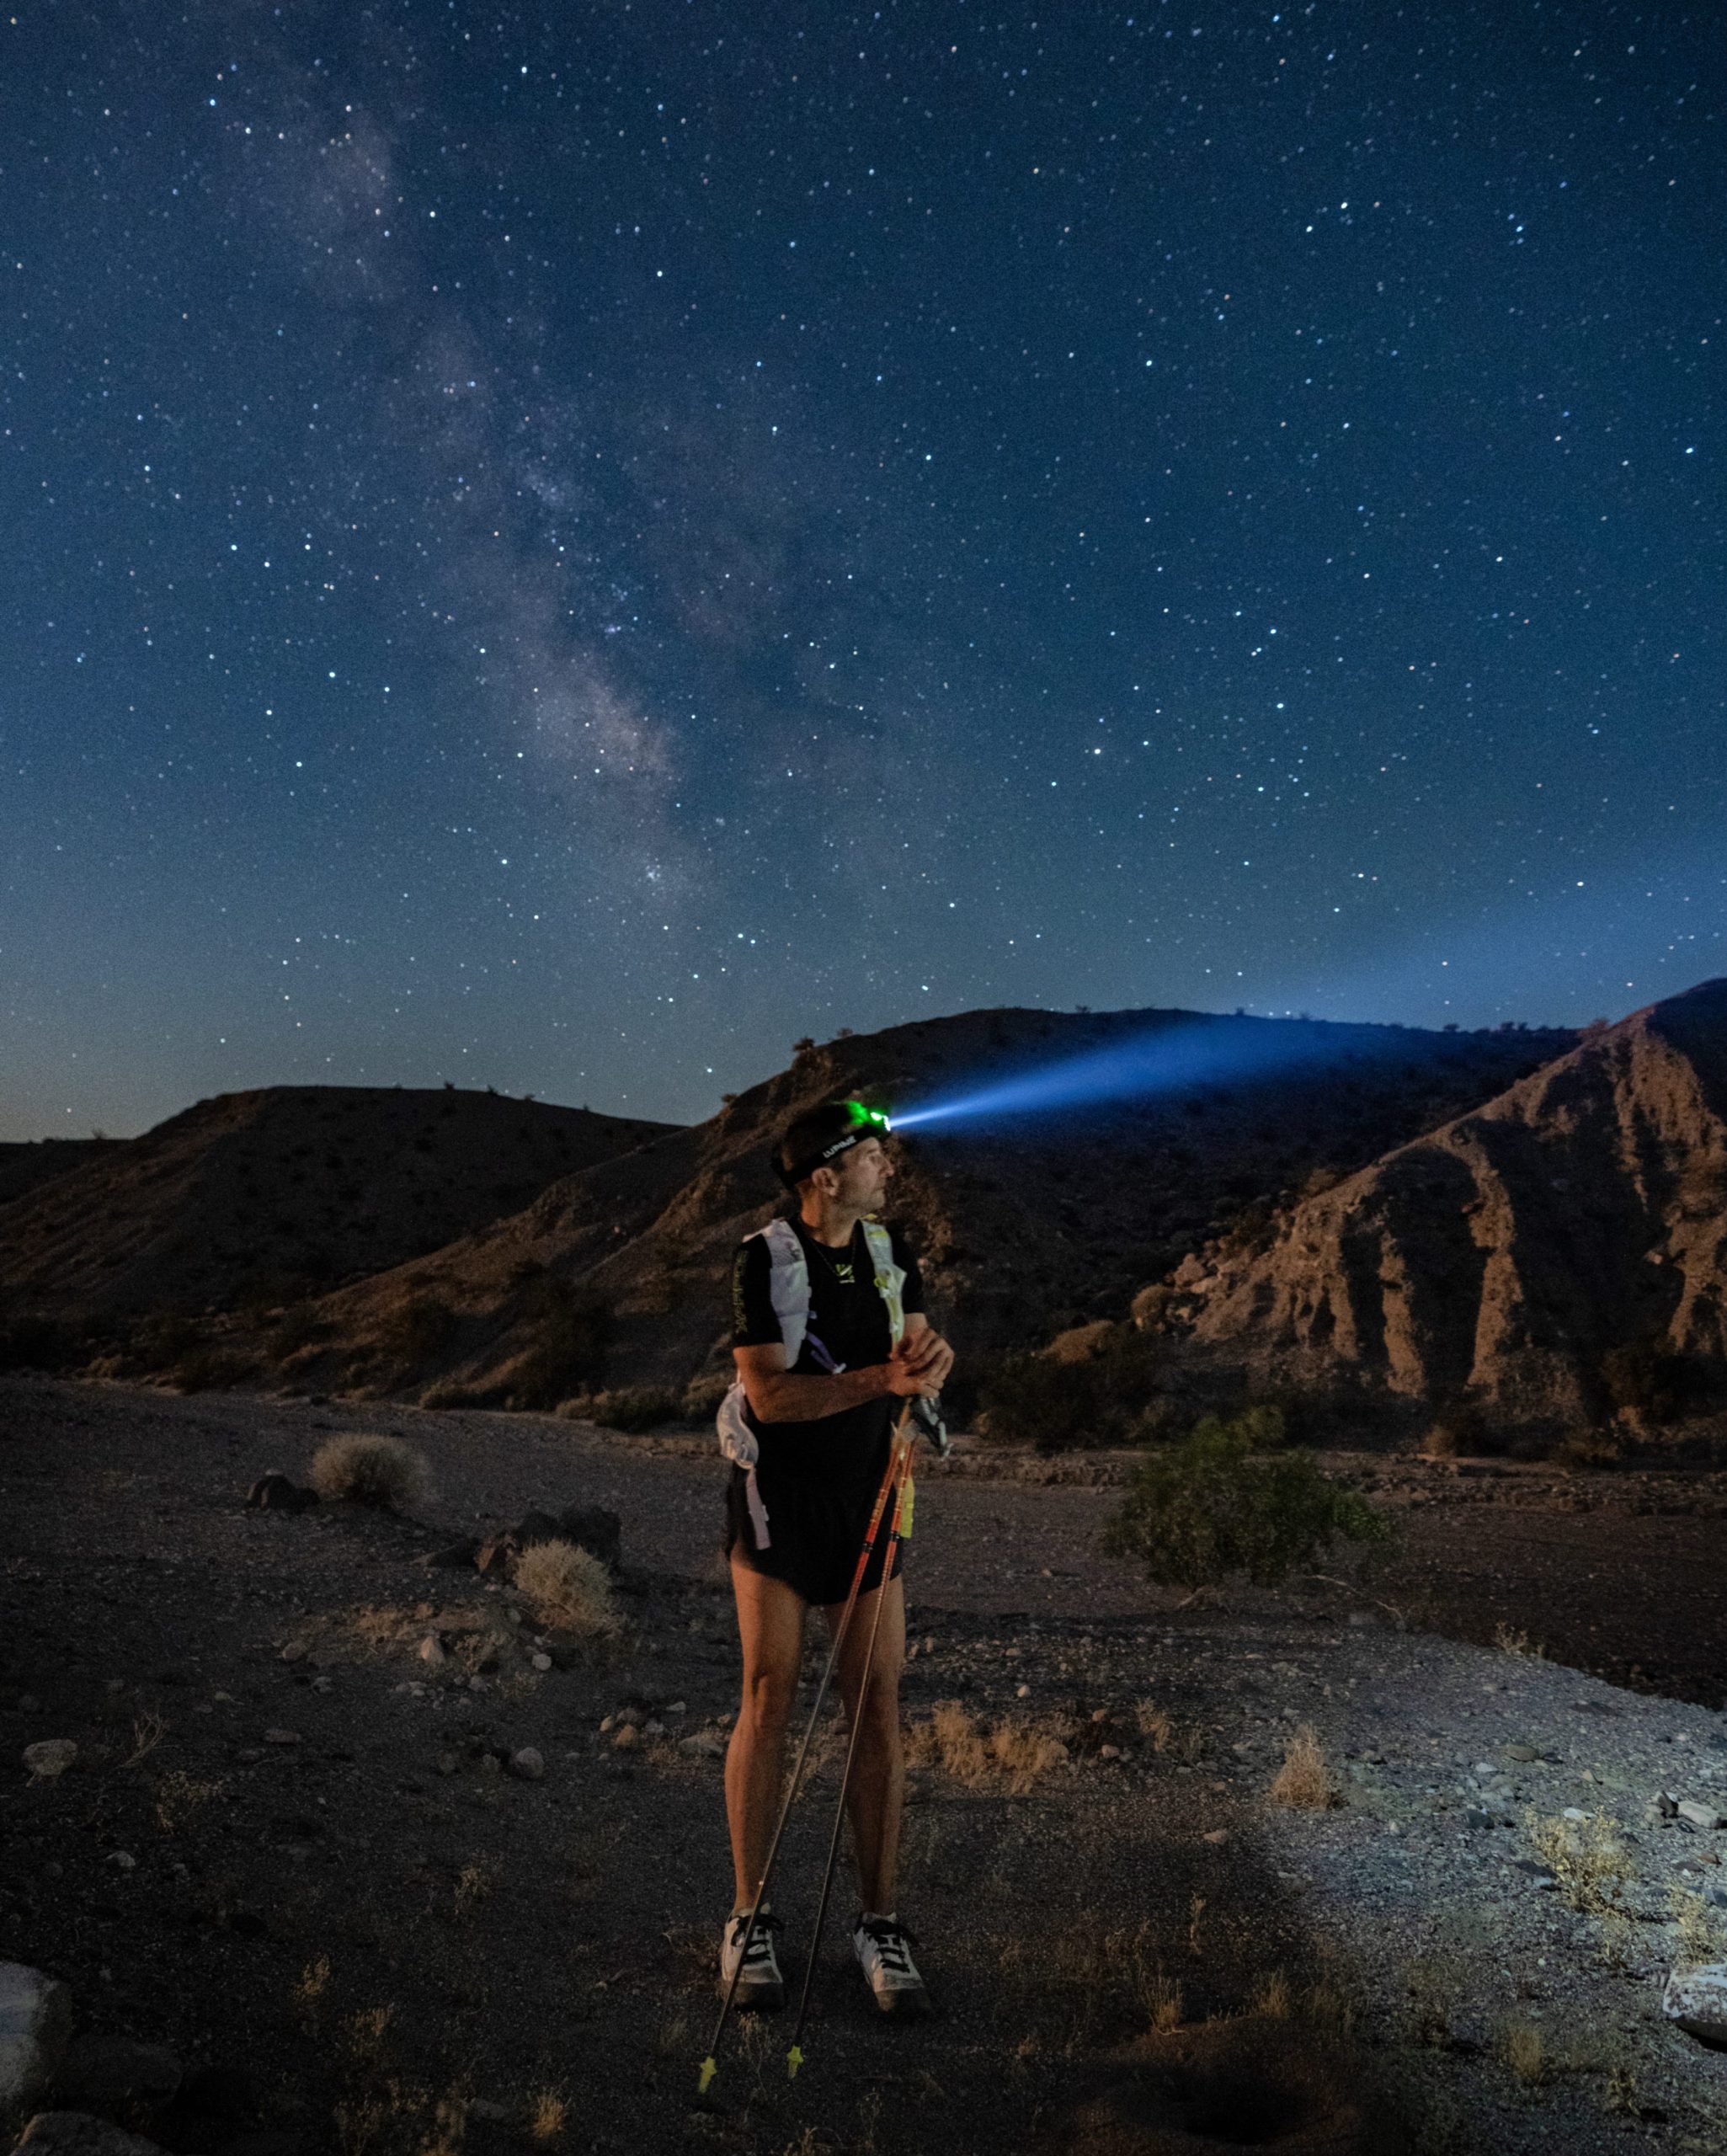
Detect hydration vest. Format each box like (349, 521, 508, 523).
(717, 1216, 907, 1550)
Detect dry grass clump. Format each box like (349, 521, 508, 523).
(1250, 1969, 1293, 2018)
(1493, 1621, 1544, 1657)
(1499, 2015, 1547, 2086)
(513, 1539, 621, 1643)
(527, 2089, 568, 2143)
(904, 1700, 1074, 1795)
(308, 1432, 430, 1510)
(1670, 1884, 1727, 1969)
(1267, 1723, 1339, 1809)
(153, 1768, 226, 1832)
(1524, 1809, 1634, 1914)
(1133, 1696, 1174, 1749)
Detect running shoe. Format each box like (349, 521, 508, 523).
(852, 1913, 931, 2017)
(718, 1908, 785, 2012)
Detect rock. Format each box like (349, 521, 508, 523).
(244, 1474, 317, 1515)
(277, 1644, 306, 1664)
(678, 1731, 728, 1761)
(529, 1653, 552, 1673)
(1, 1964, 74, 2125)
(475, 1510, 564, 1578)
(506, 1748, 544, 1782)
(1503, 1742, 1540, 1763)
(1704, 1882, 1727, 1910)
(611, 1725, 642, 1752)
(467, 2100, 510, 2125)
(1678, 1801, 1724, 1831)
(1655, 1790, 1681, 1818)
(53, 2036, 182, 2118)
(416, 1637, 446, 1668)
(13, 2115, 167, 2153)
(420, 1540, 481, 1571)
(558, 1506, 622, 1570)
(1202, 1828, 1229, 1845)
(22, 1742, 77, 1781)
(1464, 1807, 1496, 1830)
(103, 1854, 136, 1874)
(1663, 1962, 1727, 2049)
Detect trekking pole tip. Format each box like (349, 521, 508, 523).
(697, 2056, 717, 2095)
(786, 2045, 804, 2081)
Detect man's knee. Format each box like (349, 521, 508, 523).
(741, 1662, 800, 1735)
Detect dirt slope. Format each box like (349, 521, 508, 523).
(0, 1137, 119, 1209)
(0, 1087, 675, 1319)
(1166, 979, 1727, 1440)
(279, 1006, 1570, 1406)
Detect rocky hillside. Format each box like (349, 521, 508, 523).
(1165, 979, 1727, 1442)
(0, 1137, 118, 1209)
(274, 1006, 1570, 1407)
(0, 1087, 674, 1320)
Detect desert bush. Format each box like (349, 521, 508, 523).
(308, 1432, 431, 1511)
(508, 1278, 613, 1410)
(1524, 1809, 1633, 1914)
(583, 1385, 680, 1433)
(377, 1293, 457, 1368)
(171, 1345, 253, 1393)
(1551, 1425, 1628, 1470)
(514, 1539, 621, 1642)
(1267, 1724, 1339, 1809)
(267, 1300, 329, 1363)
(1499, 2017, 1547, 2086)
(681, 1369, 733, 1421)
(979, 1325, 1161, 1452)
(1103, 1410, 1391, 1592)
(1600, 1337, 1692, 1422)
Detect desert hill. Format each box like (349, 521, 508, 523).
(0, 1086, 674, 1321)
(1163, 978, 1727, 1442)
(0, 1136, 118, 1209)
(275, 1006, 1571, 1408)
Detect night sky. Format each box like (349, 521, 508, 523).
(3, 1, 1721, 1140)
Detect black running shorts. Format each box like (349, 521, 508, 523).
(724, 1465, 903, 1609)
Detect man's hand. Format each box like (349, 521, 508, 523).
(886, 1326, 953, 1399)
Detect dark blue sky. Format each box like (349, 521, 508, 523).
(3, 0, 1721, 1139)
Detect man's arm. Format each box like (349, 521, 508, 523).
(733, 1321, 953, 1424)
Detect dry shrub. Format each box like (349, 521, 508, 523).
(1146, 1968, 1184, 2034)
(1267, 1723, 1338, 1809)
(1250, 1969, 1293, 2018)
(904, 1700, 1074, 1795)
(308, 1433, 430, 1511)
(1133, 1696, 1174, 1749)
(454, 1862, 497, 1912)
(1500, 2016, 1546, 2086)
(1669, 1884, 1727, 1969)
(1493, 1622, 1543, 1657)
(1524, 1810, 1634, 1914)
(154, 1768, 226, 1832)
(514, 1539, 621, 1643)
(528, 2089, 567, 2143)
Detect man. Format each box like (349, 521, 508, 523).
(721, 1101, 954, 2018)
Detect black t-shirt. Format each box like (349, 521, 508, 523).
(730, 1217, 925, 1486)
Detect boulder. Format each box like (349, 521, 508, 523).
(21, 1744, 77, 1782)
(13, 2116, 165, 2154)
(1, 1966, 73, 2127)
(52, 2037, 180, 2123)
(1663, 1962, 1727, 2049)
(244, 1474, 317, 1515)
(557, 1506, 622, 1572)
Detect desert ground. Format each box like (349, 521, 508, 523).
(6, 1374, 1727, 2156)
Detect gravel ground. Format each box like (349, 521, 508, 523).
(3, 1374, 1727, 2155)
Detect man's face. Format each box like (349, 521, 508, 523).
(829, 1135, 892, 1210)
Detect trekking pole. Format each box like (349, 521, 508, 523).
(698, 1401, 915, 2097)
(785, 1425, 916, 2080)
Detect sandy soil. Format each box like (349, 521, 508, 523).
(4, 1377, 1727, 2156)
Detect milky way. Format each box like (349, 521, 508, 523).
(2, 1, 1720, 1137)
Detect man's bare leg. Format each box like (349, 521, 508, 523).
(725, 1555, 808, 1908)
(824, 1571, 906, 1914)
